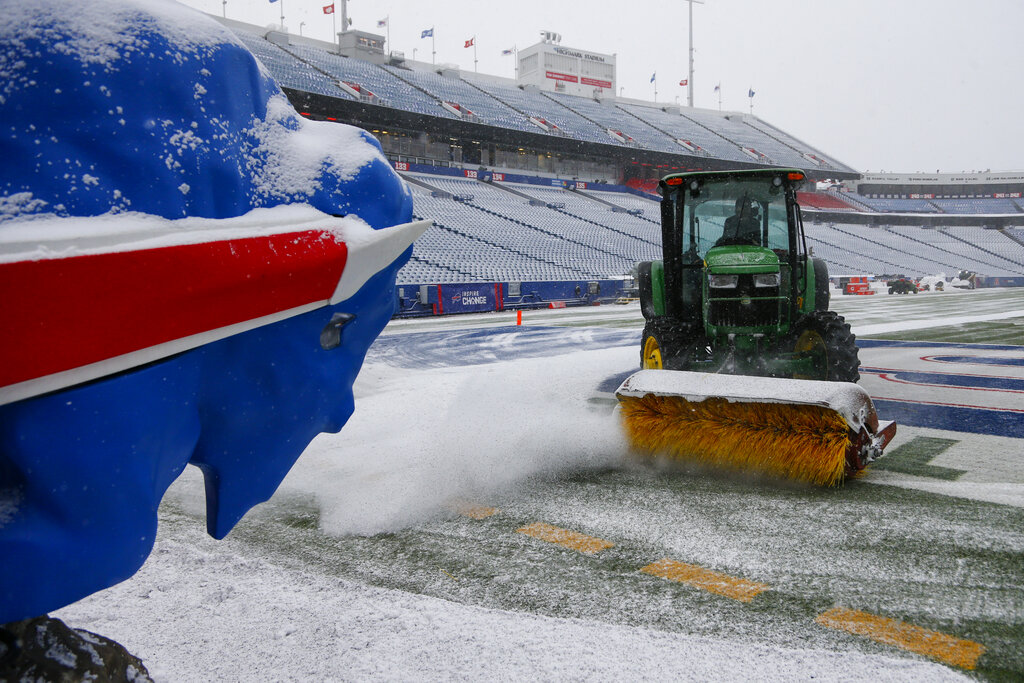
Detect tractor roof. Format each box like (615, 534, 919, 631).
(659, 168, 806, 193)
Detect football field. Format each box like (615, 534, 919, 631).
(57, 287, 1024, 681)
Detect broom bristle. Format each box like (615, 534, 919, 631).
(618, 393, 852, 486)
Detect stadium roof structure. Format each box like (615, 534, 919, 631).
(220, 18, 859, 182)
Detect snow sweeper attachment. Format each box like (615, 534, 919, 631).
(619, 168, 897, 485)
(616, 371, 897, 486)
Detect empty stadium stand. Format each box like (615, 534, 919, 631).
(395, 167, 1024, 286)
(224, 23, 858, 180)
(796, 192, 861, 211)
(217, 20, 1024, 303)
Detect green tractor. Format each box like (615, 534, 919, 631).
(637, 168, 860, 382)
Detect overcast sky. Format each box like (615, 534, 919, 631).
(179, 0, 1023, 174)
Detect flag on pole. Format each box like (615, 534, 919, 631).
(748, 88, 756, 98)
(322, 4, 334, 14)
(377, 18, 388, 27)
(502, 48, 514, 55)
(464, 37, 475, 48)
(268, 0, 278, 3)
(650, 72, 656, 83)
(421, 28, 433, 38)
(714, 83, 721, 92)
(679, 79, 688, 86)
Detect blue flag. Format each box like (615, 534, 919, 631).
(650, 72, 656, 83)
(748, 88, 755, 98)
(421, 28, 434, 38)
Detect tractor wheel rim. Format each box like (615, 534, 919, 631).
(643, 336, 663, 369)
(794, 330, 826, 379)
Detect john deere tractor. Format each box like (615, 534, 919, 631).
(637, 168, 860, 382)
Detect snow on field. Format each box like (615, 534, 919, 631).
(55, 507, 968, 682)
(53, 289, 1023, 680)
(57, 346, 975, 682)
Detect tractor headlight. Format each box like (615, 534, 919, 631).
(708, 274, 739, 289)
(753, 273, 780, 288)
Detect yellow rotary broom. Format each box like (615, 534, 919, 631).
(616, 370, 897, 486)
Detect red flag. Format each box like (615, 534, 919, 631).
(464, 37, 474, 48)
(322, 4, 334, 14)
(679, 79, 688, 86)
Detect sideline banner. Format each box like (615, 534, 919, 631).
(436, 283, 503, 314)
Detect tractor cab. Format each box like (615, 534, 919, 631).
(638, 168, 857, 381)
(665, 171, 807, 342)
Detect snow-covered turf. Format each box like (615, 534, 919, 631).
(55, 288, 1024, 681)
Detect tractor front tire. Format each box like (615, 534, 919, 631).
(641, 318, 697, 370)
(791, 310, 860, 382)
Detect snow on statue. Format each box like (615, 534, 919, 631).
(0, 0, 426, 632)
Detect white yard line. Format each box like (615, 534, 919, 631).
(853, 309, 1024, 336)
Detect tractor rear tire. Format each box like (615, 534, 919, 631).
(641, 318, 697, 370)
(791, 310, 860, 383)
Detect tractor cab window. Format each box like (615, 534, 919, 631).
(681, 177, 792, 260)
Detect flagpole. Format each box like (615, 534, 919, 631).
(386, 16, 390, 54)
(280, 0, 284, 31)
(686, 0, 704, 108)
(331, 2, 336, 48)
(432, 29, 436, 64)
(474, 37, 478, 72)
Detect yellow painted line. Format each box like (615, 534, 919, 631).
(639, 558, 769, 603)
(516, 522, 614, 555)
(452, 502, 499, 519)
(815, 606, 986, 670)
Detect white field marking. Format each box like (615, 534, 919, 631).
(853, 309, 1024, 336)
(863, 424, 1024, 507)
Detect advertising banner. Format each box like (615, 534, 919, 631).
(435, 283, 503, 314)
(545, 70, 578, 83)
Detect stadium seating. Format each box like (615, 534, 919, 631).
(849, 196, 942, 213)
(676, 110, 814, 170)
(616, 103, 750, 164)
(884, 225, 1024, 276)
(930, 198, 1022, 214)
(228, 26, 858, 173)
(797, 192, 861, 211)
(543, 93, 681, 152)
(284, 43, 453, 118)
(382, 67, 537, 132)
(461, 75, 612, 144)
(397, 170, 1024, 283)
(224, 26, 1024, 286)
(233, 30, 354, 101)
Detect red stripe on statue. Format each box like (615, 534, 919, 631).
(0, 230, 347, 388)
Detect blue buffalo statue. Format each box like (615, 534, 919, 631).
(0, 0, 425, 623)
